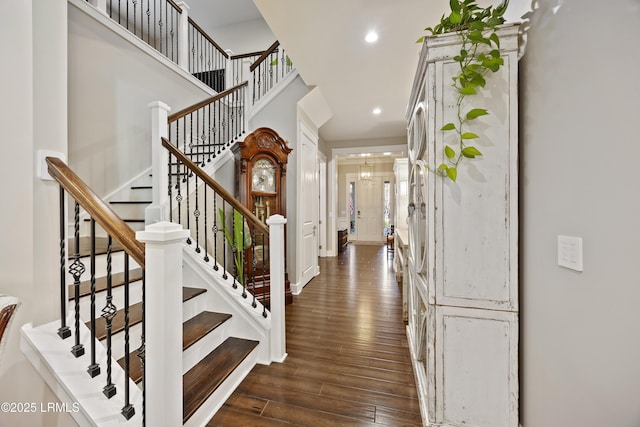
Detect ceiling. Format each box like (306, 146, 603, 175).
(253, 0, 442, 143)
(184, 1, 528, 145)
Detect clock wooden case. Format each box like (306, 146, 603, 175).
(233, 127, 293, 305)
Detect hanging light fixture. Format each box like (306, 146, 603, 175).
(359, 159, 373, 181)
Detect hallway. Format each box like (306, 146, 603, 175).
(209, 244, 422, 426)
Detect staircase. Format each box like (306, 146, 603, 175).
(21, 1, 295, 424)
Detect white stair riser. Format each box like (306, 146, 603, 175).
(107, 202, 149, 219)
(72, 280, 143, 324)
(182, 320, 231, 374)
(66, 252, 142, 284)
(183, 292, 209, 322)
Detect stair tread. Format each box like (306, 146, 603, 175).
(68, 268, 144, 300)
(183, 287, 207, 302)
(117, 311, 232, 384)
(183, 337, 259, 422)
(130, 185, 152, 190)
(90, 287, 205, 340)
(109, 200, 152, 204)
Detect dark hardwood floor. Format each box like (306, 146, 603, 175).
(208, 243, 422, 426)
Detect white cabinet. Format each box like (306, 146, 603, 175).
(406, 24, 520, 427)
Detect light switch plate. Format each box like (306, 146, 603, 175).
(557, 235, 583, 272)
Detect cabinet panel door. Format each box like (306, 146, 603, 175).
(434, 54, 518, 311)
(435, 305, 518, 427)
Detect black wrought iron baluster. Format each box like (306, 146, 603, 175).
(131, 0, 137, 38)
(70, 201, 85, 357)
(152, 0, 156, 50)
(207, 104, 212, 162)
(182, 116, 188, 181)
(121, 254, 135, 420)
(222, 201, 228, 280)
(170, 7, 175, 62)
(250, 226, 257, 308)
(87, 219, 100, 377)
(58, 186, 70, 339)
(157, 0, 163, 56)
(194, 174, 200, 253)
(137, 271, 146, 426)
(203, 185, 209, 262)
(215, 101, 221, 156)
(145, 0, 150, 45)
(242, 86, 246, 134)
(186, 155, 191, 245)
(212, 193, 218, 271)
(252, 71, 257, 105)
(168, 151, 173, 222)
(224, 97, 229, 147)
(241, 216, 247, 299)
(262, 231, 267, 317)
(231, 206, 237, 289)
(102, 236, 117, 398)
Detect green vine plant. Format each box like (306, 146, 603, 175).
(417, 0, 509, 182)
(218, 208, 252, 285)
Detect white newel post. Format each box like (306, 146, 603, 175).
(147, 101, 171, 224)
(225, 49, 234, 91)
(136, 222, 189, 427)
(88, 0, 107, 15)
(266, 214, 287, 362)
(177, 2, 190, 71)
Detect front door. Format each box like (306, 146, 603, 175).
(356, 176, 384, 242)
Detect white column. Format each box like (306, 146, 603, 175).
(136, 222, 189, 427)
(266, 214, 287, 362)
(177, 2, 190, 71)
(146, 101, 171, 224)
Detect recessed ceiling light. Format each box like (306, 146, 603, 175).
(365, 31, 378, 43)
(383, 152, 391, 156)
(372, 107, 382, 115)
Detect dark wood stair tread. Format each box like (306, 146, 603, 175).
(90, 287, 207, 339)
(68, 268, 144, 300)
(183, 337, 259, 422)
(183, 287, 207, 302)
(130, 185, 152, 190)
(118, 311, 232, 383)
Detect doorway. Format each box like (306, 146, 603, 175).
(346, 173, 389, 242)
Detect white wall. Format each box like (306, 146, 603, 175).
(209, 18, 276, 54)
(0, 0, 75, 425)
(249, 74, 310, 285)
(520, 1, 640, 426)
(68, 3, 213, 197)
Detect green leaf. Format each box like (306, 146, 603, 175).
(490, 49, 501, 58)
(460, 86, 477, 95)
(489, 33, 500, 48)
(438, 163, 449, 171)
(450, 0, 461, 13)
(450, 11, 462, 24)
(416, 36, 425, 43)
(441, 122, 456, 131)
(447, 167, 457, 182)
(466, 108, 489, 120)
(462, 146, 483, 158)
(445, 145, 456, 159)
(461, 132, 479, 139)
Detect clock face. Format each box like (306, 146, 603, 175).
(252, 159, 277, 193)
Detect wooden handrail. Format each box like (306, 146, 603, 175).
(166, 0, 183, 13)
(46, 157, 145, 267)
(167, 81, 248, 123)
(161, 137, 269, 236)
(230, 50, 265, 60)
(187, 17, 229, 59)
(249, 40, 281, 72)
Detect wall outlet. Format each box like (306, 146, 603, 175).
(557, 235, 583, 272)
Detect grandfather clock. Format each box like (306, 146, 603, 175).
(233, 127, 293, 305)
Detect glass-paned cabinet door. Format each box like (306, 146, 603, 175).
(408, 160, 428, 275)
(408, 102, 427, 164)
